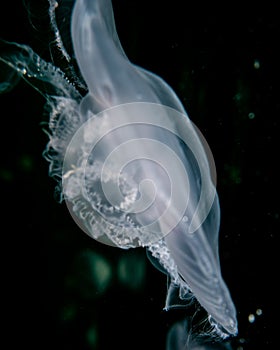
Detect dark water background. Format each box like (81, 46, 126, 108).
(0, 1, 278, 349)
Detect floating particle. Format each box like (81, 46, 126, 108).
(248, 314, 255, 323)
(254, 60, 260, 69)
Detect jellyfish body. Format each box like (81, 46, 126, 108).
(68, 0, 237, 338)
(0, 0, 238, 341)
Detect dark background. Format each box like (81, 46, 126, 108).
(0, 1, 278, 349)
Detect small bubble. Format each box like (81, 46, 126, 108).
(182, 216, 188, 222)
(248, 314, 255, 323)
(254, 59, 260, 69)
(256, 308, 263, 316)
(248, 112, 255, 119)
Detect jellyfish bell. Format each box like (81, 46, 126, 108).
(61, 102, 216, 247)
(63, 0, 238, 338)
(0, 0, 238, 341)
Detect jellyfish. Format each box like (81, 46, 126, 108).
(0, 0, 237, 342)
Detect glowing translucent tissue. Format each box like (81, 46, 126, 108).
(0, 0, 237, 341)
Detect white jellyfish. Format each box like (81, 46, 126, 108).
(0, 0, 238, 341)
